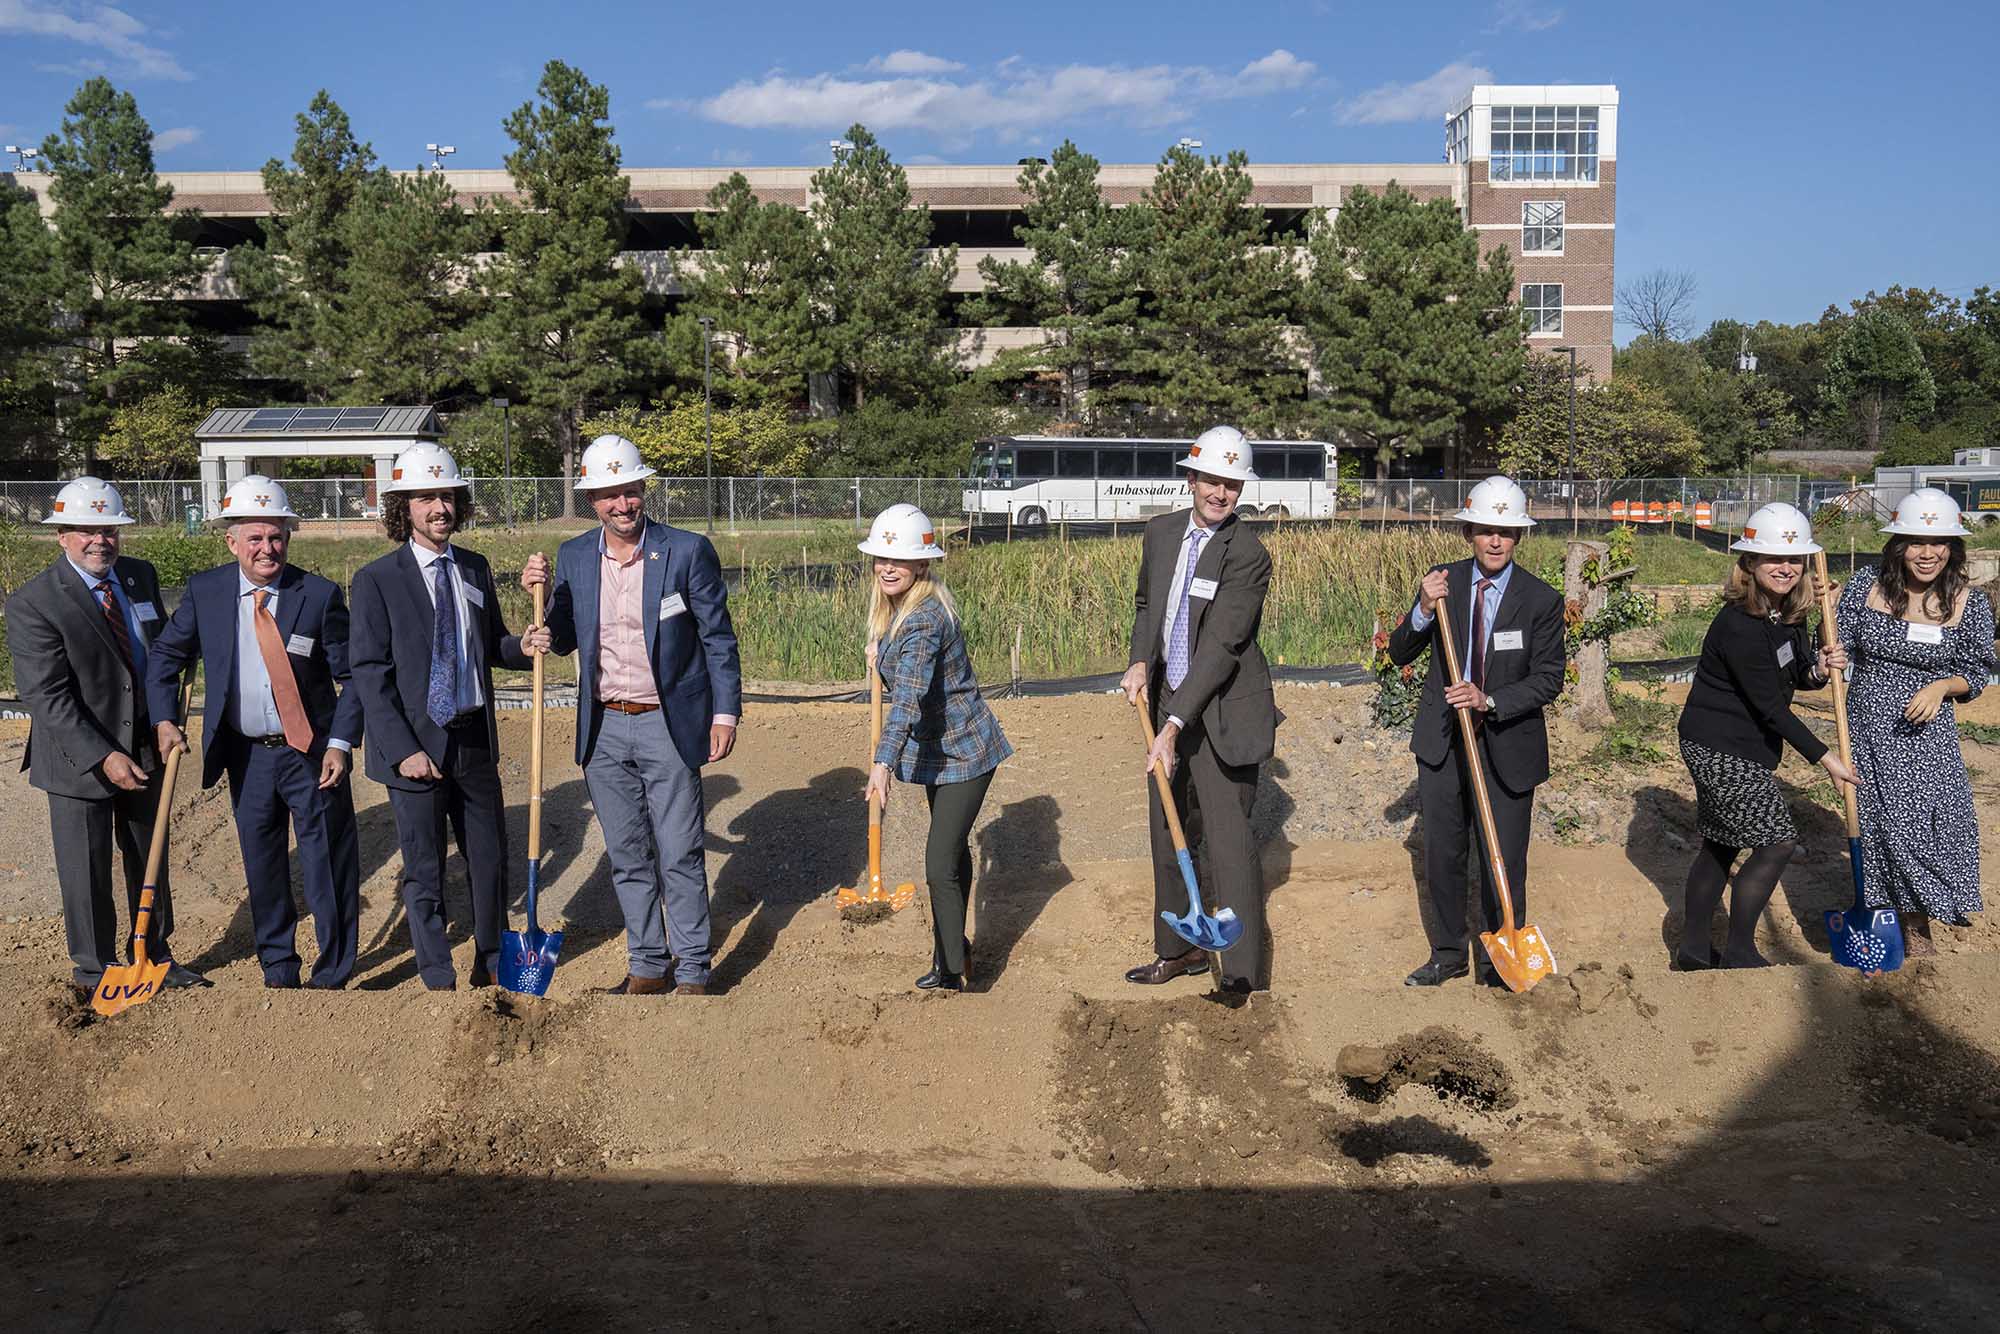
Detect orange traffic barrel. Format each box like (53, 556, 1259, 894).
(1647, 501, 1666, 524)
(1694, 500, 1713, 528)
(1667, 499, 1685, 517)
(1610, 499, 1629, 521)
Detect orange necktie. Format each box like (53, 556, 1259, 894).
(253, 589, 314, 752)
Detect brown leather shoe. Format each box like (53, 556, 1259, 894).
(1123, 948, 1210, 985)
(595, 974, 671, 996)
(672, 982, 709, 996)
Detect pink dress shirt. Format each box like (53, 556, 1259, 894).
(595, 541, 658, 705)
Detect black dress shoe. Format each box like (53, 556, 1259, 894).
(160, 961, 212, 989)
(1214, 977, 1255, 996)
(263, 977, 301, 990)
(1404, 959, 1469, 987)
(468, 963, 495, 989)
(915, 967, 964, 991)
(423, 980, 457, 993)
(1124, 949, 1210, 985)
(1672, 949, 1719, 972)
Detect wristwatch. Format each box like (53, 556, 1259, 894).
(1480, 692, 1495, 713)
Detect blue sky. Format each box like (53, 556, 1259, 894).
(2, 0, 1994, 335)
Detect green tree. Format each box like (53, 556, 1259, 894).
(1496, 354, 1704, 477)
(97, 383, 204, 478)
(581, 397, 815, 476)
(40, 77, 206, 465)
(0, 178, 61, 464)
(1696, 318, 1829, 436)
(470, 60, 662, 495)
(1303, 182, 1523, 476)
(1616, 335, 1799, 471)
(1822, 308, 1937, 450)
(336, 168, 478, 405)
(969, 141, 1140, 427)
(808, 124, 957, 411)
(1121, 144, 1300, 434)
(231, 92, 379, 400)
(677, 173, 817, 409)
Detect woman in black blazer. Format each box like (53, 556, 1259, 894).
(1675, 504, 1856, 970)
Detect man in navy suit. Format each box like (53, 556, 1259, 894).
(349, 444, 532, 992)
(148, 476, 365, 989)
(520, 433, 742, 996)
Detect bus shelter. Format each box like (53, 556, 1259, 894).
(194, 406, 443, 519)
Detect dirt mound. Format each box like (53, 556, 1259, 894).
(2, 983, 139, 1167)
(1334, 1026, 1518, 1110)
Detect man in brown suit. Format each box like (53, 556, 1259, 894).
(1119, 426, 1278, 994)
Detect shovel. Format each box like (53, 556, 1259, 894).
(836, 659, 917, 912)
(1433, 598, 1557, 993)
(93, 683, 193, 1018)
(500, 582, 565, 996)
(1133, 687, 1242, 954)
(1811, 552, 1902, 974)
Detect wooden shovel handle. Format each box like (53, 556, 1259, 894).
(1433, 599, 1519, 936)
(527, 581, 545, 860)
(1133, 688, 1193, 856)
(133, 681, 196, 967)
(1810, 551, 1862, 840)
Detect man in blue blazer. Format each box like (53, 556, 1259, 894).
(350, 444, 533, 992)
(148, 477, 365, 988)
(520, 433, 742, 995)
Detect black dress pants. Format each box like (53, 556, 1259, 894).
(386, 720, 509, 988)
(1417, 731, 1533, 971)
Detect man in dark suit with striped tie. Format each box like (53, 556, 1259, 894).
(349, 444, 532, 992)
(5, 477, 208, 997)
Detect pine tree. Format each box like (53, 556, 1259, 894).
(0, 178, 60, 464)
(970, 141, 1140, 427)
(336, 168, 478, 405)
(470, 61, 661, 492)
(1120, 144, 1301, 435)
(809, 124, 956, 411)
(678, 172, 817, 408)
(40, 78, 206, 465)
(1303, 183, 1524, 476)
(232, 92, 379, 400)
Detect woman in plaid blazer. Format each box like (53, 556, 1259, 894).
(861, 505, 1012, 992)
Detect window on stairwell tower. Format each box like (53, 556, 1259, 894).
(1522, 283, 1564, 336)
(1490, 105, 1599, 182)
(1522, 201, 1565, 254)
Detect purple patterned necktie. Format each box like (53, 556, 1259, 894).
(1166, 528, 1208, 690)
(426, 557, 460, 727)
(1470, 578, 1493, 689)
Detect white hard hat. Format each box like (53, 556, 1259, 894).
(1732, 502, 1821, 556)
(1174, 425, 1258, 482)
(218, 474, 300, 522)
(44, 476, 136, 526)
(857, 503, 946, 560)
(575, 433, 657, 490)
(1454, 475, 1536, 528)
(384, 442, 467, 492)
(1881, 486, 1971, 538)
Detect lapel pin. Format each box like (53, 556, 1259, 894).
(648, 551, 658, 561)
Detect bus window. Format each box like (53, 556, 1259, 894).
(992, 449, 1015, 483)
(1016, 447, 1054, 477)
(1098, 449, 1134, 478)
(1252, 449, 1285, 479)
(1057, 449, 1095, 478)
(1288, 450, 1326, 480)
(1137, 449, 1175, 477)
(968, 443, 994, 480)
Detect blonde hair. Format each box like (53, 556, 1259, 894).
(1723, 554, 1813, 624)
(866, 558, 958, 649)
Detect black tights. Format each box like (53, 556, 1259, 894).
(1679, 838, 1794, 969)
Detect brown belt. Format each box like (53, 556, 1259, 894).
(599, 699, 660, 715)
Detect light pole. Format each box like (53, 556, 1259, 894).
(1551, 345, 1579, 531)
(4, 145, 39, 171)
(1176, 136, 1203, 152)
(490, 397, 512, 527)
(828, 138, 853, 160)
(698, 315, 715, 533)
(425, 143, 456, 171)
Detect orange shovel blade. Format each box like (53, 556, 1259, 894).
(91, 956, 171, 1018)
(1479, 923, 1558, 994)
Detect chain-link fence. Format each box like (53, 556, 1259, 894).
(0, 474, 1806, 534)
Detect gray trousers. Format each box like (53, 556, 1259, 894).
(50, 779, 173, 988)
(585, 706, 711, 985)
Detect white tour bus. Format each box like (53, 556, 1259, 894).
(962, 435, 1340, 525)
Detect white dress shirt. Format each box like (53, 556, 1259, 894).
(410, 541, 485, 713)
(233, 570, 352, 751)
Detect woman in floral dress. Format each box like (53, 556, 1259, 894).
(1836, 488, 1996, 955)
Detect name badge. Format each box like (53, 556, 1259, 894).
(1493, 629, 1524, 651)
(131, 601, 158, 621)
(461, 582, 484, 609)
(1906, 622, 1944, 645)
(1188, 577, 1219, 601)
(287, 633, 315, 656)
(661, 592, 688, 620)
(1776, 641, 1795, 667)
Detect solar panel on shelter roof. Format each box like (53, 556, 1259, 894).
(334, 408, 386, 430)
(246, 408, 299, 430)
(288, 408, 343, 430)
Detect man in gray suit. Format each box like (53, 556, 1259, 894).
(5, 477, 209, 997)
(1119, 427, 1278, 995)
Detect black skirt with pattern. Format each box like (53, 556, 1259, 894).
(1679, 738, 1798, 848)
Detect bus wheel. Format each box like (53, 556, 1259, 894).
(1018, 506, 1047, 527)
(1268, 505, 1291, 519)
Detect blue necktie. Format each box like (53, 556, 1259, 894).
(1166, 528, 1208, 690)
(426, 556, 460, 728)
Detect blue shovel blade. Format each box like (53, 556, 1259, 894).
(1162, 906, 1244, 953)
(1824, 908, 1904, 974)
(498, 927, 565, 997)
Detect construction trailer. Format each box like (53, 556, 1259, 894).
(1872, 449, 2000, 524)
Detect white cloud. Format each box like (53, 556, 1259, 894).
(1336, 61, 1494, 125)
(695, 49, 1314, 138)
(150, 125, 198, 152)
(0, 0, 192, 81)
(1486, 1, 1563, 32)
(866, 50, 964, 75)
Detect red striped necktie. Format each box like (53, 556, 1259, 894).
(94, 580, 136, 677)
